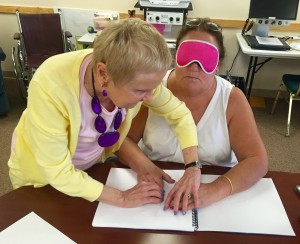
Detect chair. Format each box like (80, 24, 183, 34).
(0, 47, 10, 115)
(12, 9, 75, 99)
(271, 74, 300, 136)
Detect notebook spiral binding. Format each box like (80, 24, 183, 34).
(192, 209, 199, 230)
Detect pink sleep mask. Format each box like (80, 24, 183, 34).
(176, 40, 219, 74)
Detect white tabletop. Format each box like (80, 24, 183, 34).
(236, 33, 300, 59)
(77, 33, 98, 46)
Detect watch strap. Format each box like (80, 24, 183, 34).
(184, 161, 202, 170)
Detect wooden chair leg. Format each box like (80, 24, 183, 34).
(286, 94, 293, 137)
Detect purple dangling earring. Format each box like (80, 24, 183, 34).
(102, 90, 108, 97)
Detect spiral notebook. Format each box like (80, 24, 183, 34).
(92, 168, 295, 236)
(93, 168, 197, 231)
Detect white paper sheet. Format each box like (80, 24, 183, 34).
(197, 175, 295, 236)
(93, 168, 295, 236)
(256, 36, 283, 46)
(93, 169, 194, 231)
(0, 212, 76, 244)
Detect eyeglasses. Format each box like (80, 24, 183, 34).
(185, 19, 222, 32)
(91, 72, 123, 148)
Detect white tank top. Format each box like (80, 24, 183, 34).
(139, 71, 237, 167)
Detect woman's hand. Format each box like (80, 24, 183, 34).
(170, 177, 234, 212)
(136, 163, 175, 191)
(99, 181, 164, 208)
(164, 167, 201, 214)
(121, 181, 164, 208)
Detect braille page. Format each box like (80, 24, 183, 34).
(92, 168, 194, 232)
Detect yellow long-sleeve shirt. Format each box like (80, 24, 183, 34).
(8, 49, 197, 202)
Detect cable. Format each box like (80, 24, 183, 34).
(241, 19, 249, 35)
(227, 47, 241, 74)
(241, 18, 253, 36)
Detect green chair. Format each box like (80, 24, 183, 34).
(271, 74, 300, 136)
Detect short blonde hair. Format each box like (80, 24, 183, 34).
(92, 18, 171, 85)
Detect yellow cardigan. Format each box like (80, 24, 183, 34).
(8, 49, 197, 202)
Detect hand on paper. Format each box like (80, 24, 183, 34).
(164, 167, 201, 214)
(99, 181, 163, 208)
(176, 179, 234, 211)
(136, 163, 175, 191)
(122, 181, 165, 207)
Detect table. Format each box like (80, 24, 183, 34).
(0, 161, 299, 244)
(236, 33, 300, 99)
(77, 32, 177, 49)
(77, 33, 97, 49)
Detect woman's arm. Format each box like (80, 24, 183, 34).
(97, 181, 163, 208)
(127, 104, 149, 143)
(186, 88, 268, 209)
(115, 136, 175, 190)
(225, 87, 268, 194)
(127, 102, 201, 213)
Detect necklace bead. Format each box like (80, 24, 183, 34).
(91, 71, 122, 148)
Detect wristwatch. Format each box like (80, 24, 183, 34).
(184, 161, 202, 170)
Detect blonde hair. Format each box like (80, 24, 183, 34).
(92, 18, 172, 85)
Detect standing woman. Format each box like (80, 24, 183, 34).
(8, 19, 200, 208)
(128, 18, 268, 212)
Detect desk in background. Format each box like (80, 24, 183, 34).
(236, 33, 300, 99)
(77, 33, 97, 49)
(77, 32, 177, 50)
(0, 161, 299, 244)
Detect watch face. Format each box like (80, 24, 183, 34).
(184, 161, 202, 170)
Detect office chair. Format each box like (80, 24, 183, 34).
(12, 9, 75, 99)
(271, 74, 300, 136)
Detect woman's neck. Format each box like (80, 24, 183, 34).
(168, 71, 217, 123)
(84, 62, 115, 111)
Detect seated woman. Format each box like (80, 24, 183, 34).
(128, 17, 268, 211)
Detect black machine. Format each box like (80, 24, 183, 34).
(247, 0, 299, 37)
(242, 0, 299, 51)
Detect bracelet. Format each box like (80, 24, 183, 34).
(219, 175, 233, 195)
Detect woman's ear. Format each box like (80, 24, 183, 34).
(96, 62, 107, 82)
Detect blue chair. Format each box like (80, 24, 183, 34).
(0, 47, 10, 115)
(271, 74, 300, 136)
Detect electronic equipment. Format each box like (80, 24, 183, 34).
(135, 0, 193, 64)
(243, 35, 290, 51)
(136, 1, 192, 25)
(138, 0, 191, 9)
(248, 0, 299, 36)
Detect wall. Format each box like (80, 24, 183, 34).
(0, 0, 300, 93)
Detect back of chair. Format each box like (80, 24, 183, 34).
(0, 47, 10, 115)
(282, 74, 300, 97)
(18, 13, 64, 67)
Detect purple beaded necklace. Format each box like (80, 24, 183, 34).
(91, 71, 122, 148)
